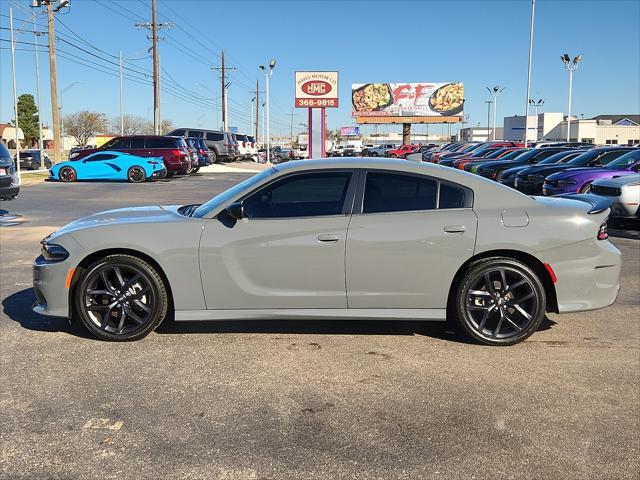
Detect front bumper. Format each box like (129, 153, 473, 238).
(538, 238, 621, 313)
(33, 255, 74, 318)
(543, 183, 575, 196)
(514, 178, 543, 194)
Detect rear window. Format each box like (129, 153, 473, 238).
(146, 137, 180, 149)
(206, 132, 224, 142)
(188, 130, 204, 138)
(236, 134, 247, 142)
(247, 136, 255, 143)
(0, 143, 11, 158)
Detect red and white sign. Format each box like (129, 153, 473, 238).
(295, 71, 339, 108)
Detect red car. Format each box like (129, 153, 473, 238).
(453, 147, 524, 170)
(387, 144, 421, 158)
(68, 135, 193, 177)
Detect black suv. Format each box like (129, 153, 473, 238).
(1, 143, 19, 200)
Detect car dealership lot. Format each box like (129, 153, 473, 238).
(1, 174, 639, 479)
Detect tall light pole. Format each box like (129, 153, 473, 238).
(9, 8, 21, 182)
(33, 17, 45, 168)
(529, 98, 544, 142)
(486, 86, 505, 140)
(561, 53, 582, 142)
(259, 59, 276, 164)
(523, 0, 535, 147)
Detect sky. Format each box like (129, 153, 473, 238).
(1, 0, 639, 139)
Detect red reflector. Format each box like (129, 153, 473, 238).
(544, 263, 557, 283)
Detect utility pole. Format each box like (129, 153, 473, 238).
(523, 0, 535, 147)
(9, 8, 21, 181)
(255, 80, 259, 144)
(214, 51, 236, 131)
(119, 50, 124, 136)
(288, 107, 295, 147)
(33, 17, 45, 169)
(151, 0, 159, 134)
(46, 2, 61, 163)
(136, 3, 171, 136)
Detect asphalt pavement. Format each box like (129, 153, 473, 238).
(1, 173, 639, 480)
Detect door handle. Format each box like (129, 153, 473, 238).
(444, 225, 466, 234)
(317, 233, 339, 243)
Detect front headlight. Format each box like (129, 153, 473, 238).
(41, 243, 69, 262)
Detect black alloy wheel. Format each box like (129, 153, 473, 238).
(455, 258, 546, 346)
(127, 166, 146, 183)
(75, 254, 168, 341)
(59, 166, 77, 182)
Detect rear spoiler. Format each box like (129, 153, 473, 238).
(553, 193, 613, 214)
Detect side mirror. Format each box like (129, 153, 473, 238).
(225, 202, 244, 220)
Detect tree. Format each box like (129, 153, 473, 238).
(111, 114, 147, 136)
(14, 94, 39, 146)
(64, 111, 107, 146)
(143, 118, 175, 135)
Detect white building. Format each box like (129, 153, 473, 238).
(460, 127, 503, 142)
(503, 113, 564, 142)
(543, 115, 640, 145)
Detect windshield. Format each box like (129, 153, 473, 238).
(192, 168, 277, 218)
(567, 149, 605, 166)
(499, 149, 528, 160)
(605, 150, 640, 169)
(538, 150, 580, 165)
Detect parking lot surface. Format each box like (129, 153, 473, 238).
(1, 173, 639, 480)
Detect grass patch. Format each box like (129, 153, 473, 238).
(20, 171, 50, 186)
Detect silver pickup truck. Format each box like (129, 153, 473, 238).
(362, 143, 398, 157)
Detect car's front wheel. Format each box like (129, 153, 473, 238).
(454, 257, 546, 346)
(74, 254, 169, 341)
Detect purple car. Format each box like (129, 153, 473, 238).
(543, 149, 640, 196)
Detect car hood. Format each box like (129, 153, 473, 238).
(546, 167, 631, 181)
(49, 205, 186, 240)
(478, 160, 519, 171)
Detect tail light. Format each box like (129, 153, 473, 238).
(597, 221, 608, 240)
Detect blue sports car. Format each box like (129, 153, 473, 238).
(50, 151, 166, 183)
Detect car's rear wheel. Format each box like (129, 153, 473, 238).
(59, 166, 77, 182)
(127, 166, 146, 183)
(454, 257, 546, 346)
(165, 171, 175, 178)
(192, 166, 200, 174)
(579, 183, 591, 193)
(210, 151, 218, 163)
(370, 152, 378, 157)
(74, 254, 169, 341)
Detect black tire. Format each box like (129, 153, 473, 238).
(156, 169, 167, 180)
(370, 152, 379, 157)
(59, 166, 77, 182)
(192, 166, 200, 173)
(454, 257, 546, 346)
(579, 183, 591, 194)
(74, 254, 169, 341)
(211, 151, 218, 164)
(165, 171, 176, 178)
(127, 166, 146, 183)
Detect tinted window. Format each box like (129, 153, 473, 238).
(247, 136, 255, 143)
(130, 137, 145, 149)
(188, 130, 204, 138)
(363, 172, 437, 214)
(207, 132, 224, 141)
(146, 137, 178, 149)
(532, 149, 565, 162)
(439, 183, 468, 209)
(604, 150, 640, 168)
(595, 150, 631, 166)
(170, 129, 186, 136)
(236, 134, 247, 142)
(243, 172, 352, 218)
(86, 153, 117, 161)
(103, 137, 130, 149)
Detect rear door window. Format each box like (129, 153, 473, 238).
(130, 137, 145, 149)
(363, 172, 437, 213)
(146, 137, 178, 149)
(207, 132, 224, 141)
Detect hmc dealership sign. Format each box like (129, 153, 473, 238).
(295, 71, 339, 108)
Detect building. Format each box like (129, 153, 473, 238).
(543, 115, 640, 145)
(460, 127, 503, 142)
(502, 113, 640, 145)
(503, 113, 564, 142)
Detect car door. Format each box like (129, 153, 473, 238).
(346, 170, 477, 309)
(80, 153, 118, 179)
(199, 170, 357, 310)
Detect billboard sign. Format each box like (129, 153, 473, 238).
(351, 82, 464, 117)
(340, 126, 360, 136)
(295, 71, 339, 108)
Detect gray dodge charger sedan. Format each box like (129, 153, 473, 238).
(33, 158, 621, 345)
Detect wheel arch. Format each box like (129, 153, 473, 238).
(447, 249, 559, 317)
(68, 248, 174, 318)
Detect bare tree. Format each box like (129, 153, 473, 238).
(143, 118, 175, 135)
(64, 111, 107, 146)
(112, 114, 147, 136)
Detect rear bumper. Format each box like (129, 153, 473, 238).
(538, 238, 621, 313)
(0, 183, 19, 198)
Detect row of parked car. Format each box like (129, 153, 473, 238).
(421, 141, 640, 221)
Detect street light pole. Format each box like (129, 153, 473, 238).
(523, 0, 535, 147)
(484, 100, 492, 141)
(33, 17, 45, 168)
(259, 60, 276, 164)
(561, 53, 582, 142)
(529, 98, 544, 142)
(486, 86, 505, 140)
(9, 8, 21, 182)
